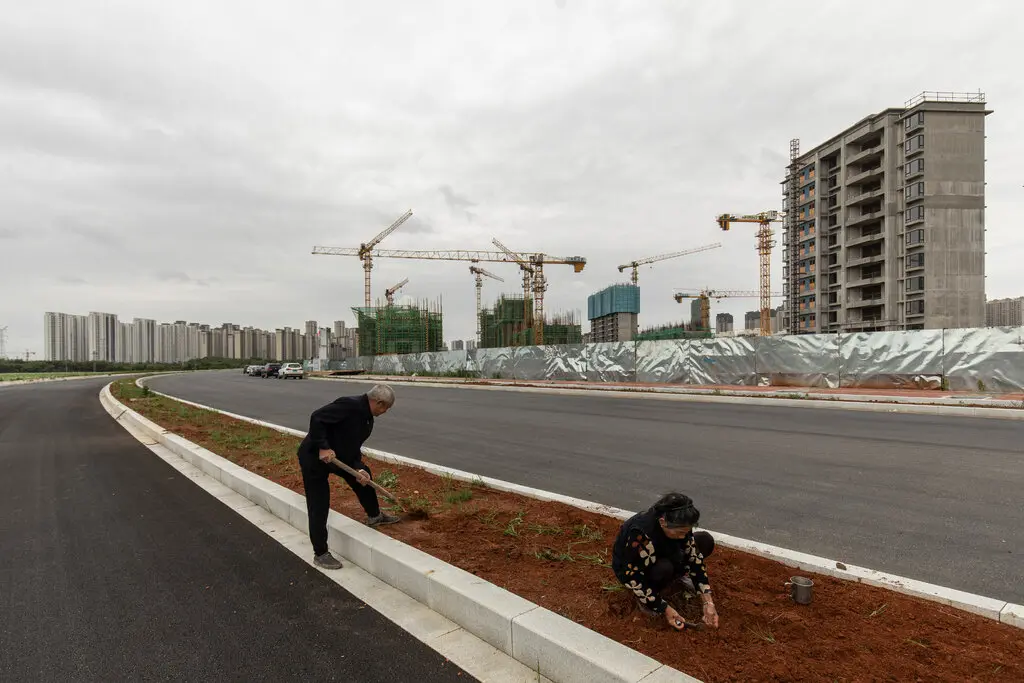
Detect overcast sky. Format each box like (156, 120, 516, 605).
(1, 0, 1021, 358)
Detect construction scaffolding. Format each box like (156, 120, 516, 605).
(352, 297, 443, 356)
(479, 297, 582, 348)
(634, 320, 713, 341)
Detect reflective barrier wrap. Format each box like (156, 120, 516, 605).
(353, 326, 1024, 392)
(512, 344, 588, 381)
(686, 337, 759, 386)
(405, 350, 469, 375)
(756, 335, 840, 388)
(372, 354, 406, 375)
(839, 330, 944, 389)
(943, 326, 1024, 392)
(635, 340, 687, 384)
(583, 342, 636, 383)
(474, 347, 514, 379)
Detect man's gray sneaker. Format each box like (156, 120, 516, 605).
(314, 552, 343, 570)
(367, 512, 401, 527)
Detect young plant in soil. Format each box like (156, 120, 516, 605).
(110, 379, 1024, 683)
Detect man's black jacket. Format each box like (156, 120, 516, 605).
(298, 394, 374, 468)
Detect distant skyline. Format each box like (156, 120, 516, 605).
(2, 2, 1022, 356)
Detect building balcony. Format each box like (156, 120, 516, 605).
(845, 230, 884, 247)
(828, 258, 841, 270)
(846, 253, 885, 268)
(847, 208, 885, 227)
(845, 316, 887, 329)
(846, 143, 884, 166)
(799, 170, 816, 188)
(846, 296, 885, 309)
(846, 275, 885, 287)
(847, 187, 885, 207)
(847, 165, 884, 185)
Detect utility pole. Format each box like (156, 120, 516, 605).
(24, 349, 36, 362)
(0, 326, 7, 359)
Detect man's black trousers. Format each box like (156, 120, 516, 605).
(298, 453, 380, 556)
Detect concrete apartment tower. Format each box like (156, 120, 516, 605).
(782, 91, 990, 333)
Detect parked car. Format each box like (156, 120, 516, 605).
(278, 362, 305, 379)
(261, 362, 282, 378)
(246, 364, 262, 376)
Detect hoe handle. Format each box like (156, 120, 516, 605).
(329, 456, 401, 505)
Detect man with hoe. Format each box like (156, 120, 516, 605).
(297, 384, 400, 570)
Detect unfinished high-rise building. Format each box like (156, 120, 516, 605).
(352, 298, 443, 356)
(479, 295, 581, 348)
(587, 284, 639, 342)
(782, 91, 990, 333)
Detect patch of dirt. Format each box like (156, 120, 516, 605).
(113, 381, 1023, 683)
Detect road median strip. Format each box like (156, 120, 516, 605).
(109, 377, 1024, 682)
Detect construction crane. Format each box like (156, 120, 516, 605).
(673, 288, 783, 332)
(490, 238, 536, 342)
(310, 245, 586, 346)
(384, 277, 409, 306)
(716, 210, 783, 335)
(469, 265, 505, 344)
(354, 210, 413, 308)
(617, 243, 723, 285)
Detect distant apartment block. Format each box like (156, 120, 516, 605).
(588, 284, 639, 343)
(715, 312, 734, 334)
(986, 297, 1023, 327)
(450, 339, 465, 351)
(43, 311, 352, 364)
(782, 91, 990, 334)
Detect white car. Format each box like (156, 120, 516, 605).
(278, 362, 305, 379)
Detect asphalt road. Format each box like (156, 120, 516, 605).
(0, 378, 472, 682)
(148, 370, 1024, 604)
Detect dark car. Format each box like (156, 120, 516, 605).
(261, 362, 282, 378)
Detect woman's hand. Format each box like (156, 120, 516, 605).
(702, 597, 719, 629)
(664, 605, 686, 631)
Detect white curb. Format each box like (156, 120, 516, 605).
(138, 376, 1024, 631)
(311, 375, 1024, 420)
(115, 380, 698, 683)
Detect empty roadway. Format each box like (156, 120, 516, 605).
(0, 378, 472, 682)
(147, 370, 1024, 605)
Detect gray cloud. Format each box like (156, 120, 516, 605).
(58, 275, 87, 284)
(439, 185, 478, 223)
(0, 2, 1020, 358)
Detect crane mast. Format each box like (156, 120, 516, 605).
(716, 210, 782, 335)
(384, 277, 409, 306)
(469, 265, 504, 345)
(356, 210, 413, 309)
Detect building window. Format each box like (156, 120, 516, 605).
(905, 158, 924, 176)
(907, 252, 925, 268)
(905, 228, 924, 245)
(906, 181, 925, 200)
(906, 276, 925, 292)
(904, 134, 924, 154)
(906, 299, 925, 315)
(904, 205, 924, 223)
(904, 111, 924, 129)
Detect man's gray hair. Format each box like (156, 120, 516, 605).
(367, 383, 396, 406)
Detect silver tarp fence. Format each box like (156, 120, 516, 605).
(341, 326, 1024, 392)
(942, 326, 1024, 392)
(838, 330, 945, 389)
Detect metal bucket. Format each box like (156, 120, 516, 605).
(789, 576, 814, 605)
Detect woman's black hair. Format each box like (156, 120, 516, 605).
(652, 492, 700, 528)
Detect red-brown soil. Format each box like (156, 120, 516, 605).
(113, 381, 1023, 683)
